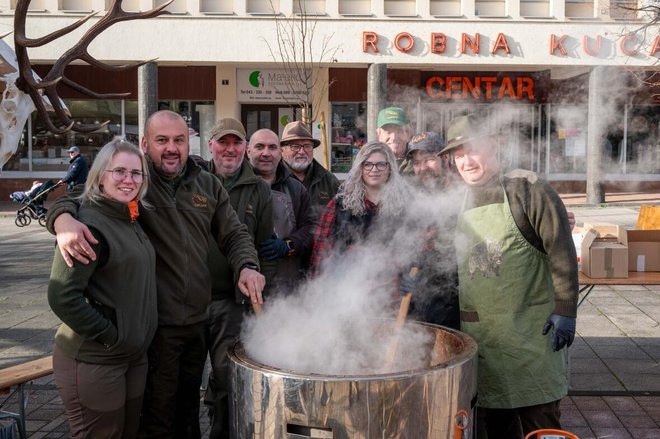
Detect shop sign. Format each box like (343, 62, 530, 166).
(237, 68, 309, 103)
(421, 71, 549, 102)
(363, 32, 660, 58)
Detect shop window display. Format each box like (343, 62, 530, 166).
(547, 105, 588, 174)
(2, 99, 212, 174)
(606, 106, 659, 175)
(331, 102, 367, 173)
(2, 99, 135, 173)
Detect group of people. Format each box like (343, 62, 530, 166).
(45, 106, 578, 439)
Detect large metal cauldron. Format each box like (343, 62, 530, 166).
(228, 322, 477, 439)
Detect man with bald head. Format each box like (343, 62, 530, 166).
(46, 110, 265, 438)
(247, 128, 314, 294)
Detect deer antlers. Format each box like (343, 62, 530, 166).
(14, 0, 172, 134)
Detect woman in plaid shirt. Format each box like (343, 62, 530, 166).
(310, 141, 410, 271)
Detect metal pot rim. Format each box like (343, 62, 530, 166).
(230, 321, 477, 380)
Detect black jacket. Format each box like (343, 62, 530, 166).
(62, 154, 89, 192)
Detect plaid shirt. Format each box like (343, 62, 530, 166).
(310, 197, 380, 273)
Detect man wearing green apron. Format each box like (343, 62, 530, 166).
(439, 114, 579, 439)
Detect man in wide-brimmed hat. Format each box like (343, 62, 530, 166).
(440, 113, 579, 439)
(280, 120, 339, 219)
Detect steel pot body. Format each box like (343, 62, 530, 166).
(229, 322, 477, 439)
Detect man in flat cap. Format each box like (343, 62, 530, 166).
(280, 120, 340, 220)
(196, 117, 274, 439)
(440, 113, 578, 439)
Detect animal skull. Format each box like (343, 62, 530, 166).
(0, 40, 61, 170)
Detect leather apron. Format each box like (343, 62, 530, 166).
(455, 185, 568, 409)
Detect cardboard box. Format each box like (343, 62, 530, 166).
(627, 230, 660, 272)
(581, 225, 629, 278)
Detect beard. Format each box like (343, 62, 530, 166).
(286, 156, 312, 172)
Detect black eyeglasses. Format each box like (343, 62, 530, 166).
(106, 168, 144, 183)
(285, 143, 314, 152)
(362, 161, 389, 171)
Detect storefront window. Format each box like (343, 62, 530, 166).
(330, 102, 367, 173)
(1, 99, 214, 175)
(606, 105, 659, 175)
(547, 105, 588, 174)
(2, 99, 136, 173)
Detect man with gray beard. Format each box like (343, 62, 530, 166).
(400, 132, 461, 329)
(280, 121, 340, 220)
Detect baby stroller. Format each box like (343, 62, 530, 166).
(9, 180, 62, 228)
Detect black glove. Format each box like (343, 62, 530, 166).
(259, 238, 289, 260)
(542, 314, 576, 352)
(399, 270, 422, 296)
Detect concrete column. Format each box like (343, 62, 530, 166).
(138, 62, 158, 142)
(586, 66, 607, 204)
(367, 63, 387, 142)
(196, 104, 216, 160)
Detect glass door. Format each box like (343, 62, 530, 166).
(242, 104, 302, 138)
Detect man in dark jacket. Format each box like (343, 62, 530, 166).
(196, 117, 274, 439)
(248, 128, 315, 295)
(59, 146, 88, 192)
(280, 121, 339, 220)
(46, 110, 265, 439)
(402, 132, 461, 330)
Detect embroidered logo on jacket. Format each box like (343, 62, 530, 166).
(192, 194, 208, 208)
(468, 239, 503, 279)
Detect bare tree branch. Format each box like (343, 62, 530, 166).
(263, 0, 339, 128)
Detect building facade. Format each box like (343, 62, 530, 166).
(0, 0, 658, 198)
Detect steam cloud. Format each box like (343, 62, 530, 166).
(243, 70, 657, 374)
(242, 187, 465, 375)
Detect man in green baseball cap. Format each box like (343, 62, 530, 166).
(440, 113, 578, 439)
(376, 107, 413, 167)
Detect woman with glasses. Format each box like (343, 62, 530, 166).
(310, 141, 410, 270)
(47, 140, 157, 439)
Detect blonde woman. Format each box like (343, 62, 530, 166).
(48, 140, 157, 439)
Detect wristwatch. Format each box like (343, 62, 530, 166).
(240, 263, 259, 272)
(284, 239, 295, 257)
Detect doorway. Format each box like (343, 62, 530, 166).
(241, 104, 303, 138)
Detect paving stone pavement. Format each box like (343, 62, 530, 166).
(1, 202, 659, 438)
